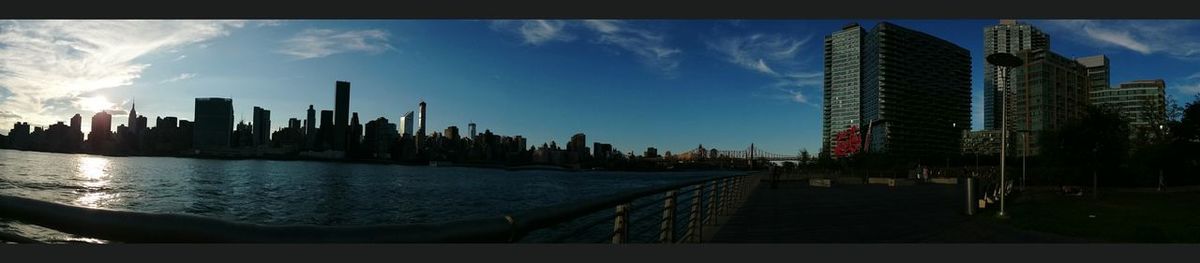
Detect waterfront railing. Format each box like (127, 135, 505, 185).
(0, 172, 759, 243)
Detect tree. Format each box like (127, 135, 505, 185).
(1040, 105, 1131, 186)
(832, 126, 862, 158)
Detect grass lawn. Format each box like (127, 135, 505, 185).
(990, 190, 1200, 243)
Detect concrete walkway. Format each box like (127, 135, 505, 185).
(709, 181, 1087, 243)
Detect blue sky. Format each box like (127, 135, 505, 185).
(1, 20, 1198, 155)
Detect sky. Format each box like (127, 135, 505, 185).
(1, 20, 1198, 155)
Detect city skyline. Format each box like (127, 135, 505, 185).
(1, 20, 1199, 154)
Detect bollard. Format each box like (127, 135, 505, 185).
(964, 177, 975, 216)
(612, 203, 630, 244)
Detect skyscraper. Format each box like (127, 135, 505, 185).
(128, 101, 138, 135)
(399, 111, 414, 136)
(135, 115, 148, 134)
(858, 22, 972, 158)
(1010, 48, 1091, 154)
(468, 122, 476, 139)
(89, 111, 113, 144)
(288, 118, 301, 130)
(306, 105, 317, 149)
(444, 126, 460, 141)
(320, 110, 334, 149)
(822, 23, 866, 156)
(70, 114, 82, 134)
(983, 20, 1049, 131)
(252, 106, 270, 146)
(417, 101, 427, 136)
(568, 133, 588, 157)
(349, 112, 363, 152)
(1076, 55, 1110, 92)
(193, 98, 234, 150)
(333, 81, 350, 151)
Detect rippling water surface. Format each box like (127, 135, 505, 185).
(0, 149, 736, 243)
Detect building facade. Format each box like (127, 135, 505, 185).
(333, 81, 350, 151)
(822, 23, 866, 156)
(860, 22, 973, 158)
(1010, 48, 1091, 155)
(983, 20, 1049, 131)
(193, 98, 234, 150)
(252, 106, 270, 146)
(1090, 79, 1167, 141)
(1076, 55, 1110, 93)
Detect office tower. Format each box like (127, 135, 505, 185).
(193, 98, 234, 150)
(568, 133, 588, 157)
(984, 20, 1050, 131)
(857, 22, 972, 157)
(320, 110, 334, 149)
(1010, 48, 1091, 154)
(89, 111, 113, 141)
(1077, 55, 1110, 92)
(289, 118, 301, 130)
(644, 147, 658, 158)
(515, 136, 527, 152)
(443, 126, 459, 141)
(70, 114, 82, 133)
(593, 142, 612, 160)
(417, 101, 426, 136)
(70, 114, 84, 149)
(8, 122, 31, 149)
(252, 106, 270, 146)
(349, 112, 363, 151)
(333, 81, 350, 151)
(128, 101, 138, 135)
(822, 23, 866, 156)
(135, 115, 148, 134)
(305, 105, 317, 148)
(468, 123, 476, 139)
(1091, 79, 1167, 140)
(399, 111, 414, 136)
(363, 117, 396, 158)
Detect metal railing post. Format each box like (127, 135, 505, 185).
(688, 184, 703, 243)
(612, 203, 630, 244)
(707, 180, 718, 226)
(659, 190, 676, 243)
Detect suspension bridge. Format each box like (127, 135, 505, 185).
(671, 144, 803, 161)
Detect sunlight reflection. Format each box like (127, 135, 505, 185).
(75, 156, 113, 208)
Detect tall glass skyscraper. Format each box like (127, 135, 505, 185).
(821, 23, 866, 156)
(983, 20, 1049, 131)
(333, 81, 350, 151)
(400, 111, 414, 136)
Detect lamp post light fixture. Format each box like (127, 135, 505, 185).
(986, 52, 1023, 218)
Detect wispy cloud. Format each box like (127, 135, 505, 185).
(278, 28, 395, 60)
(1176, 83, 1200, 94)
(582, 20, 682, 75)
(0, 110, 20, 120)
(489, 20, 573, 45)
(708, 33, 819, 105)
(0, 20, 244, 130)
(1037, 20, 1200, 59)
(160, 73, 197, 83)
(488, 20, 682, 76)
(172, 54, 187, 61)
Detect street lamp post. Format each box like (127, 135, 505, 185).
(986, 53, 1023, 218)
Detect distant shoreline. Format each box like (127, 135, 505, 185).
(0, 148, 726, 173)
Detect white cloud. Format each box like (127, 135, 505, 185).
(1038, 20, 1200, 59)
(490, 20, 573, 45)
(160, 73, 197, 83)
(489, 20, 682, 75)
(172, 54, 187, 61)
(1175, 83, 1200, 94)
(709, 33, 818, 104)
(278, 28, 395, 60)
(708, 33, 809, 77)
(0, 20, 244, 131)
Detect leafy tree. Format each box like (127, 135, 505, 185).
(1039, 105, 1131, 186)
(832, 125, 862, 158)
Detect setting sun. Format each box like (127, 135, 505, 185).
(78, 96, 116, 113)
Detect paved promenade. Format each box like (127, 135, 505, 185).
(710, 180, 1088, 243)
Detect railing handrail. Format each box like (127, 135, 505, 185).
(0, 172, 753, 243)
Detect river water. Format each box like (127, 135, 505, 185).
(0, 149, 737, 243)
